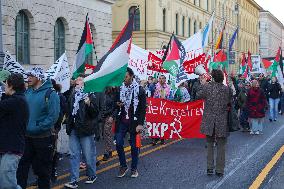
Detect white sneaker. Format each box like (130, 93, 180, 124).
(255, 131, 260, 135)
(250, 131, 254, 135)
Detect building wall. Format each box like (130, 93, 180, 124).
(112, 0, 260, 71)
(259, 11, 283, 58)
(2, 0, 114, 70)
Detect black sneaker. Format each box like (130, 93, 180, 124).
(85, 176, 97, 184)
(64, 181, 78, 188)
(269, 119, 273, 122)
(130, 169, 139, 178)
(117, 166, 128, 178)
(207, 169, 214, 175)
(160, 139, 165, 145)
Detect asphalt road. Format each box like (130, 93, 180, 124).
(27, 115, 284, 189)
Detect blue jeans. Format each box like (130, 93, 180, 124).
(69, 131, 96, 182)
(251, 118, 264, 132)
(0, 153, 22, 189)
(269, 98, 280, 120)
(115, 123, 139, 170)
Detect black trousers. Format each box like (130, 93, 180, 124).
(17, 136, 54, 189)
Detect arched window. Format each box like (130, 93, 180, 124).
(176, 13, 179, 35)
(163, 9, 166, 32)
(188, 18, 191, 37)
(194, 20, 197, 34)
(129, 6, 140, 31)
(182, 16, 185, 36)
(54, 19, 65, 61)
(15, 10, 30, 64)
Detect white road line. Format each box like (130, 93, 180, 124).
(208, 124, 284, 189)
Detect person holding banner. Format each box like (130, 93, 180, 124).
(196, 69, 231, 177)
(115, 68, 146, 178)
(152, 75, 170, 145)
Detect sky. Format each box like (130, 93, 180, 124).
(254, 0, 284, 24)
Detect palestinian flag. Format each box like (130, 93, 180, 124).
(84, 16, 134, 92)
(239, 53, 246, 74)
(210, 50, 228, 71)
(73, 15, 96, 79)
(215, 21, 226, 50)
(162, 34, 186, 76)
(263, 48, 281, 77)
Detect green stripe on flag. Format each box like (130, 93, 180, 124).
(84, 64, 128, 93)
(162, 60, 179, 76)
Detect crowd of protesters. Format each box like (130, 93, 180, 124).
(0, 65, 283, 188)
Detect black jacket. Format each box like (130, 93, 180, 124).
(0, 93, 29, 154)
(104, 93, 117, 119)
(66, 89, 99, 137)
(115, 86, 147, 134)
(267, 82, 282, 99)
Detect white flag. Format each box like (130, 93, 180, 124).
(128, 44, 149, 80)
(4, 51, 27, 80)
(45, 53, 71, 93)
(202, 12, 215, 48)
(182, 31, 204, 59)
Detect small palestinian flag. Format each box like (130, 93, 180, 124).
(162, 34, 186, 77)
(210, 50, 228, 71)
(73, 14, 96, 79)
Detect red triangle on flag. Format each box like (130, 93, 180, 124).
(213, 50, 227, 62)
(275, 47, 281, 62)
(165, 40, 180, 61)
(262, 58, 272, 69)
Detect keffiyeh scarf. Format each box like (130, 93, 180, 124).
(72, 87, 88, 116)
(120, 80, 140, 119)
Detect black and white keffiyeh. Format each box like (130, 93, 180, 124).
(120, 80, 140, 120)
(72, 87, 88, 116)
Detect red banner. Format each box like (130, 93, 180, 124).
(146, 98, 205, 139)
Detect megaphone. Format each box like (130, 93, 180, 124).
(194, 64, 207, 76)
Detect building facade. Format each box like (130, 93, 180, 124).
(112, 0, 260, 70)
(2, 0, 114, 69)
(259, 10, 283, 58)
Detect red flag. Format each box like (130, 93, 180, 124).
(247, 51, 252, 71)
(241, 53, 246, 67)
(275, 47, 281, 62)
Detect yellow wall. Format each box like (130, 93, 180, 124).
(112, 0, 260, 72)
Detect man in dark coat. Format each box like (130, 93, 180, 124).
(196, 69, 231, 177)
(0, 73, 29, 188)
(115, 67, 146, 178)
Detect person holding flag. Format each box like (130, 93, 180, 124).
(115, 67, 146, 178)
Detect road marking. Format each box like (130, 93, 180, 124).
(52, 139, 181, 189)
(209, 124, 284, 189)
(249, 145, 284, 189)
